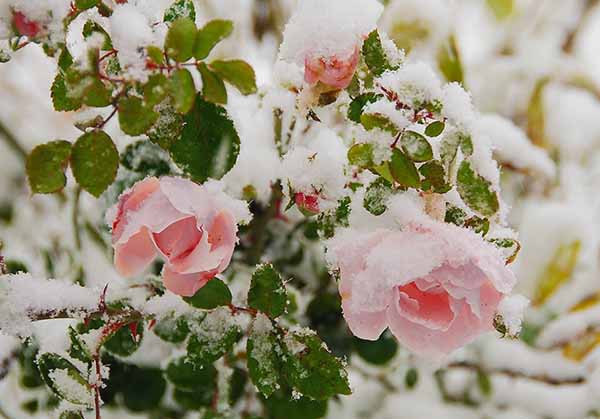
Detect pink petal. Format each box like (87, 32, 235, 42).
(162, 265, 217, 297)
(304, 47, 360, 90)
(342, 298, 388, 341)
(112, 177, 160, 243)
(152, 216, 203, 261)
(114, 228, 157, 277)
(396, 282, 454, 331)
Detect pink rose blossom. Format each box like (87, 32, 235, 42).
(294, 192, 320, 215)
(12, 12, 41, 38)
(109, 177, 239, 297)
(328, 221, 517, 358)
(304, 47, 360, 90)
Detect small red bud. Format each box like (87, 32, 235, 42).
(295, 192, 320, 216)
(13, 11, 41, 38)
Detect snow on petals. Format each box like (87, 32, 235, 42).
(279, 0, 383, 89)
(108, 177, 250, 297)
(327, 220, 517, 359)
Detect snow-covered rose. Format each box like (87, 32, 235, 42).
(327, 221, 517, 358)
(279, 0, 382, 89)
(109, 177, 248, 297)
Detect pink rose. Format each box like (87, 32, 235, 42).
(12, 11, 41, 38)
(328, 221, 516, 358)
(294, 192, 320, 215)
(109, 177, 239, 297)
(304, 47, 360, 90)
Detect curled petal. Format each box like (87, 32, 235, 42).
(114, 228, 157, 277)
(162, 265, 217, 297)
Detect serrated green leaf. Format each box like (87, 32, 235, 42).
(363, 177, 393, 216)
(153, 314, 189, 343)
(419, 160, 451, 193)
(194, 20, 234, 60)
(68, 326, 91, 363)
(362, 30, 395, 76)
(168, 68, 196, 114)
(425, 120, 445, 137)
(118, 96, 159, 136)
(347, 92, 382, 123)
(360, 113, 398, 133)
(461, 135, 474, 156)
(170, 95, 240, 182)
(70, 131, 118, 197)
(104, 322, 144, 357)
(51, 74, 82, 112)
(164, 0, 196, 23)
(198, 62, 227, 104)
(373, 161, 394, 184)
(456, 161, 499, 217)
(82, 20, 112, 50)
(438, 35, 463, 84)
(187, 309, 241, 366)
(165, 18, 196, 62)
(37, 353, 92, 406)
(143, 73, 169, 106)
(183, 278, 232, 309)
(166, 357, 216, 391)
(282, 331, 351, 400)
(26, 140, 72, 194)
(247, 315, 282, 397)
(390, 148, 420, 188)
(148, 101, 184, 150)
(210, 60, 257, 95)
(401, 130, 433, 162)
(248, 264, 287, 317)
(348, 143, 375, 169)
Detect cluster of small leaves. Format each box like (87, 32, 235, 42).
(24, 0, 257, 198)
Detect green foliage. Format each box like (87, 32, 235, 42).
(165, 18, 197, 62)
(248, 264, 287, 317)
(120, 140, 172, 177)
(68, 326, 91, 363)
(390, 148, 420, 188)
(419, 161, 451, 193)
(70, 131, 119, 197)
(247, 317, 282, 398)
(363, 177, 393, 216)
(362, 30, 396, 76)
(210, 60, 258, 95)
(168, 68, 197, 114)
(121, 367, 166, 411)
(37, 353, 92, 406)
(164, 0, 196, 23)
(195, 20, 234, 60)
(360, 113, 398, 133)
(75, 0, 100, 10)
(118, 96, 160, 136)
(143, 74, 169, 107)
(148, 102, 184, 150)
(51, 74, 82, 112)
(170, 95, 240, 182)
(456, 161, 500, 217)
(425, 120, 445, 137)
(153, 314, 189, 343)
(401, 131, 433, 162)
(347, 93, 382, 123)
(405, 368, 419, 389)
(348, 143, 375, 169)
(198, 62, 228, 104)
(438, 35, 464, 84)
(82, 21, 112, 50)
(26, 140, 72, 194)
(183, 279, 233, 309)
(104, 322, 144, 357)
(187, 309, 241, 366)
(166, 357, 217, 391)
(354, 333, 398, 365)
(264, 392, 327, 419)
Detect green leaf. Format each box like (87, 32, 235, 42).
(75, 0, 99, 10)
(282, 330, 351, 400)
(489, 237, 521, 264)
(461, 135, 474, 156)
(363, 177, 393, 216)
(68, 326, 91, 363)
(51, 74, 82, 112)
(362, 30, 395, 76)
(183, 278, 232, 309)
(143, 74, 169, 106)
(456, 161, 499, 217)
(390, 148, 420, 188)
(118, 96, 159, 136)
(148, 101, 184, 150)
(373, 162, 394, 184)
(405, 368, 419, 389)
(265, 392, 327, 419)
(348, 143, 375, 169)
(71, 131, 119, 197)
(166, 357, 217, 391)
(194, 19, 234, 60)
(354, 333, 398, 365)
(121, 140, 172, 176)
(439, 131, 463, 169)
(533, 241, 581, 306)
(198, 62, 227, 104)
(419, 160, 451, 193)
(390, 20, 429, 53)
(438, 35, 463, 84)
(248, 264, 287, 317)
(26, 140, 72, 194)
(247, 314, 282, 398)
(527, 78, 549, 148)
(487, 0, 514, 20)
(425, 121, 445, 137)
(153, 314, 189, 343)
(360, 113, 398, 133)
(146, 46, 165, 65)
(210, 60, 257, 95)
(164, 0, 196, 23)
(37, 353, 92, 406)
(401, 130, 433, 162)
(170, 95, 240, 182)
(82, 21, 112, 50)
(476, 369, 492, 396)
(165, 18, 197, 62)
(168, 68, 196, 114)
(59, 411, 85, 419)
(104, 322, 144, 357)
(445, 205, 468, 226)
(187, 308, 241, 366)
(347, 93, 382, 123)
(122, 367, 166, 412)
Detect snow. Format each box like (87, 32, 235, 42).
(497, 295, 530, 337)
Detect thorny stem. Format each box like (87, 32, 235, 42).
(0, 121, 27, 161)
(93, 355, 102, 419)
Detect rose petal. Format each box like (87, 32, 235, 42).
(114, 228, 157, 277)
(342, 299, 388, 341)
(112, 177, 160, 243)
(153, 216, 203, 261)
(162, 265, 217, 297)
